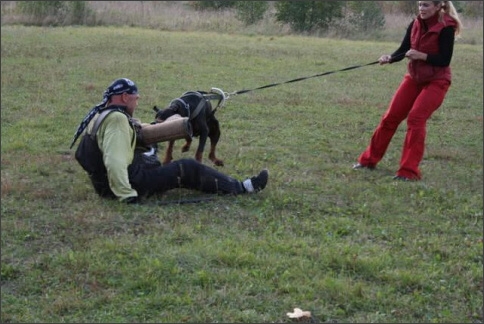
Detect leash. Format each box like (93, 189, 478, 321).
(175, 56, 408, 111)
(230, 51, 414, 98)
(207, 59, 383, 104)
(227, 60, 380, 97)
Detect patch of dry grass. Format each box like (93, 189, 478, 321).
(1, 1, 482, 44)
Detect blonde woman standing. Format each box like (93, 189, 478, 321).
(354, 1, 463, 181)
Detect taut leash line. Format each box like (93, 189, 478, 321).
(200, 54, 407, 108)
(227, 60, 380, 97)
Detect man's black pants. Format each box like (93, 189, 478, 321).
(129, 158, 245, 197)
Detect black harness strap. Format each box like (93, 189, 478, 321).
(89, 107, 136, 146)
(168, 91, 224, 120)
(90, 109, 118, 139)
(191, 97, 207, 120)
(181, 91, 209, 120)
(169, 98, 190, 119)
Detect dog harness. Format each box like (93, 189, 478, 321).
(169, 91, 225, 121)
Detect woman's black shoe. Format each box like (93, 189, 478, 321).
(352, 163, 375, 170)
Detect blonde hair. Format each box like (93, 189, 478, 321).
(436, 1, 463, 36)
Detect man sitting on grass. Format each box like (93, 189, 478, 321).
(70, 78, 268, 204)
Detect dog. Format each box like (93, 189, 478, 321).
(153, 90, 224, 166)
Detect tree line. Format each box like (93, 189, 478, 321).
(9, 1, 483, 33)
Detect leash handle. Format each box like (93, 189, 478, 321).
(210, 87, 228, 108)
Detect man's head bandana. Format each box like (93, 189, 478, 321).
(69, 78, 138, 149)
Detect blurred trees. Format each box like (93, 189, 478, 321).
(274, 1, 345, 32)
(16, 1, 91, 25)
(12, 1, 484, 29)
(235, 1, 269, 26)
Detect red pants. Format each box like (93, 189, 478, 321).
(358, 74, 450, 179)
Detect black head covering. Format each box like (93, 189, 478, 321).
(69, 78, 138, 149)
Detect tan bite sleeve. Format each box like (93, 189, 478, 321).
(139, 115, 192, 145)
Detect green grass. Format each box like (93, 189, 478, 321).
(1, 25, 482, 323)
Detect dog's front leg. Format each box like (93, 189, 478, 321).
(181, 138, 192, 153)
(208, 144, 223, 166)
(208, 119, 223, 166)
(195, 128, 209, 163)
(163, 140, 175, 165)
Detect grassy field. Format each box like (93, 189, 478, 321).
(1, 25, 482, 323)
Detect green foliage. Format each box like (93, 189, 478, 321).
(461, 1, 483, 18)
(346, 1, 385, 31)
(17, 1, 65, 16)
(1, 263, 21, 281)
(189, 0, 236, 11)
(16, 1, 91, 26)
(394, 1, 418, 16)
(275, 1, 344, 32)
(390, 1, 457, 15)
(68, 1, 89, 25)
(391, 1, 466, 16)
(452, 1, 465, 13)
(235, 1, 269, 26)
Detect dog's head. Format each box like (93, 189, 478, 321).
(154, 107, 177, 122)
(154, 97, 190, 122)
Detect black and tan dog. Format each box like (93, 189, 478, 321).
(154, 91, 224, 166)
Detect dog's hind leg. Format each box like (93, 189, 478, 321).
(163, 140, 175, 165)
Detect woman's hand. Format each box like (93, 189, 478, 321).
(405, 49, 427, 61)
(378, 54, 392, 65)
